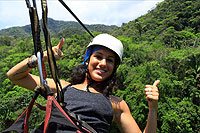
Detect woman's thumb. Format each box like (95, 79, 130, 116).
(57, 37, 65, 49)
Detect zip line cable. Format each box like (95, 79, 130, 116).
(58, 0, 94, 38)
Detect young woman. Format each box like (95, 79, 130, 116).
(7, 33, 159, 133)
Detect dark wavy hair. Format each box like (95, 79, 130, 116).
(69, 64, 120, 97)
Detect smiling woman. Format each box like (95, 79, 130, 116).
(87, 48, 116, 82)
(6, 33, 160, 132)
(0, 0, 163, 30)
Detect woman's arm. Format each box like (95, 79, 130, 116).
(111, 96, 141, 133)
(6, 38, 68, 92)
(112, 80, 160, 133)
(6, 57, 41, 90)
(143, 80, 160, 133)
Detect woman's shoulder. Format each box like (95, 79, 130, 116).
(109, 95, 125, 110)
(60, 79, 71, 87)
(109, 95, 122, 103)
(109, 95, 130, 112)
(109, 95, 131, 123)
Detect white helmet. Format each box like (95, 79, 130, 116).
(87, 33, 123, 62)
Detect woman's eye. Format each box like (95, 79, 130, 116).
(107, 58, 114, 63)
(94, 54, 115, 64)
(95, 55, 102, 60)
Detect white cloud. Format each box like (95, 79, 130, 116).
(0, 0, 163, 30)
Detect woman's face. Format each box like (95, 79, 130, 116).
(88, 47, 116, 82)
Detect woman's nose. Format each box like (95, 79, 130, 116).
(99, 59, 107, 66)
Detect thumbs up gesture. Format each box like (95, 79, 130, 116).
(52, 38, 64, 60)
(144, 80, 160, 109)
(43, 38, 64, 61)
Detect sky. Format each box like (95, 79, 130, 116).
(0, 0, 164, 30)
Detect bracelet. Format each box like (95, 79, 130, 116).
(27, 55, 38, 68)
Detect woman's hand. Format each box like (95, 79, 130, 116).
(53, 38, 64, 60)
(145, 80, 160, 109)
(43, 38, 65, 61)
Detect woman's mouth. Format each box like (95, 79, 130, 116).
(95, 69, 107, 74)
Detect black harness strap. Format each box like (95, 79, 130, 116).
(25, 0, 42, 56)
(25, 0, 48, 85)
(41, 0, 63, 103)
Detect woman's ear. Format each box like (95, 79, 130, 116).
(83, 61, 89, 70)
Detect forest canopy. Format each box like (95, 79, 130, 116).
(0, 0, 199, 132)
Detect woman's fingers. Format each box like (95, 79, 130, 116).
(145, 80, 160, 100)
(153, 80, 160, 87)
(57, 37, 65, 49)
(54, 38, 65, 60)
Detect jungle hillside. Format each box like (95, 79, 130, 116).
(0, 0, 199, 132)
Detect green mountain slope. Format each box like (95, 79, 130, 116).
(113, 0, 200, 48)
(0, 18, 118, 38)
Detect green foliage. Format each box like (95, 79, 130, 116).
(0, 0, 200, 132)
(113, 0, 200, 49)
(159, 98, 199, 133)
(0, 36, 15, 46)
(0, 86, 33, 129)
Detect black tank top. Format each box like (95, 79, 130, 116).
(63, 86, 113, 133)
